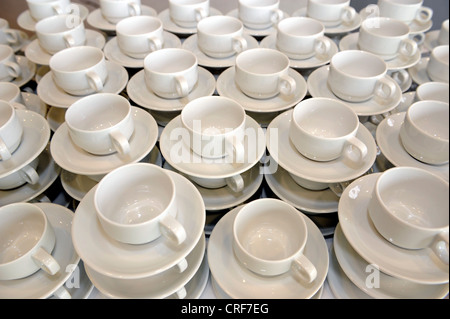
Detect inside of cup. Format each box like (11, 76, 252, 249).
(50, 47, 103, 72)
(117, 16, 161, 35)
(198, 16, 242, 35)
(278, 18, 324, 36)
(0, 102, 13, 126)
(332, 51, 386, 77)
(145, 49, 196, 74)
(408, 102, 449, 140)
(237, 49, 289, 74)
(363, 18, 410, 37)
(36, 15, 79, 34)
(432, 45, 449, 64)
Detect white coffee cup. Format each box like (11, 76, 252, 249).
(289, 98, 368, 164)
(438, 19, 449, 46)
(0, 82, 25, 105)
(358, 17, 419, 61)
(287, 172, 352, 198)
(276, 17, 332, 60)
(232, 198, 318, 283)
(169, 0, 210, 28)
(426, 45, 449, 83)
(368, 167, 449, 264)
(328, 50, 397, 103)
(0, 18, 19, 46)
(415, 82, 449, 103)
(116, 16, 164, 59)
(307, 0, 356, 27)
(187, 173, 245, 193)
(94, 163, 187, 245)
(235, 48, 296, 99)
(238, 0, 284, 30)
(377, 0, 433, 25)
(65, 93, 135, 156)
(0, 157, 40, 190)
(49, 46, 108, 96)
(197, 16, 247, 59)
(181, 96, 247, 162)
(100, 0, 141, 24)
(399, 100, 449, 165)
(26, 0, 72, 21)
(0, 44, 21, 82)
(0, 203, 61, 280)
(35, 14, 86, 55)
(0, 101, 23, 161)
(144, 48, 198, 99)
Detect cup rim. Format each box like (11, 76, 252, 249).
(197, 15, 243, 36)
(35, 14, 83, 35)
(144, 48, 198, 75)
(116, 15, 163, 37)
(361, 17, 411, 37)
(379, 0, 424, 7)
(330, 50, 388, 79)
(0, 100, 16, 129)
(239, 0, 280, 9)
(0, 44, 14, 61)
(235, 48, 290, 76)
(49, 46, 105, 73)
(169, 0, 209, 7)
(277, 17, 325, 38)
(415, 82, 449, 102)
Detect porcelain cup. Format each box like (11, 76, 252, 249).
(415, 82, 449, 103)
(328, 50, 397, 103)
(0, 82, 25, 106)
(235, 48, 296, 99)
(276, 17, 332, 60)
(35, 14, 86, 55)
(100, 0, 141, 24)
(0, 203, 61, 280)
(438, 19, 449, 46)
(144, 48, 198, 99)
(0, 101, 23, 161)
(49, 46, 108, 96)
(358, 17, 420, 61)
(65, 93, 134, 156)
(289, 98, 368, 164)
(94, 163, 187, 245)
(0, 45, 21, 82)
(368, 167, 449, 264)
(169, 0, 209, 28)
(377, 0, 433, 25)
(238, 0, 284, 30)
(232, 198, 318, 283)
(307, 0, 356, 27)
(197, 16, 247, 59)
(287, 172, 350, 197)
(426, 45, 449, 83)
(26, 0, 72, 21)
(0, 18, 20, 46)
(399, 100, 449, 165)
(0, 157, 40, 190)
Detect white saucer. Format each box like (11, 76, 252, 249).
(392, 91, 416, 114)
(126, 67, 216, 112)
(34, 65, 50, 84)
(46, 106, 65, 132)
(216, 67, 307, 113)
(25, 29, 106, 66)
(259, 34, 339, 70)
(37, 61, 128, 108)
(293, 7, 362, 35)
(48, 261, 94, 300)
(10, 55, 36, 88)
(226, 9, 289, 38)
(158, 8, 223, 36)
(72, 170, 205, 279)
(177, 253, 209, 299)
(423, 30, 442, 52)
(160, 115, 266, 180)
(207, 205, 329, 299)
(104, 33, 182, 69)
(85, 234, 205, 299)
(164, 161, 264, 212)
(339, 33, 422, 71)
(334, 223, 449, 299)
(86, 6, 157, 33)
(307, 66, 403, 116)
(50, 107, 158, 176)
(264, 162, 340, 214)
(0, 202, 80, 299)
(19, 92, 48, 117)
(0, 110, 50, 179)
(17, 4, 90, 32)
(376, 112, 449, 182)
(408, 57, 437, 85)
(266, 110, 378, 184)
(338, 173, 449, 284)
(61, 146, 163, 202)
(0, 146, 60, 206)
(181, 33, 259, 69)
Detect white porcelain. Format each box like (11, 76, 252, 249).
(0, 82, 24, 105)
(72, 170, 205, 279)
(85, 234, 205, 299)
(307, 65, 402, 116)
(334, 223, 449, 299)
(50, 107, 157, 176)
(49, 261, 94, 300)
(238, 0, 283, 30)
(26, 0, 71, 21)
(266, 110, 377, 184)
(0, 101, 23, 161)
(438, 19, 449, 45)
(0, 202, 80, 299)
(415, 82, 449, 103)
(338, 173, 449, 284)
(426, 45, 449, 83)
(9, 56, 36, 88)
(388, 69, 413, 93)
(0, 203, 59, 280)
(100, 0, 141, 24)
(227, 8, 288, 38)
(158, 7, 221, 36)
(377, 0, 433, 25)
(408, 57, 433, 85)
(0, 156, 39, 190)
(376, 112, 449, 182)
(400, 101, 449, 165)
(37, 60, 128, 108)
(0, 44, 21, 82)
(208, 205, 328, 299)
(169, 0, 209, 29)
(289, 98, 368, 164)
(0, 18, 20, 46)
(307, 0, 356, 27)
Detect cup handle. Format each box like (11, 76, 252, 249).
(232, 36, 248, 54)
(63, 34, 75, 48)
(270, 9, 284, 25)
(175, 258, 188, 273)
(159, 214, 187, 246)
(52, 286, 72, 299)
(19, 164, 40, 185)
(32, 247, 61, 276)
(278, 74, 296, 97)
(174, 287, 187, 299)
(0, 138, 12, 161)
(410, 32, 426, 46)
(342, 6, 356, 25)
(390, 69, 410, 90)
(374, 76, 397, 101)
(52, 4, 64, 15)
(148, 36, 163, 52)
(5, 29, 19, 45)
(314, 37, 332, 57)
(291, 254, 317, 284)
(415, 7, 433, 24)
(225, 174, 245, 193)
(399, 38, 418, 58)
(128, 2, 141, 16)
(431, 231, 449, 265)
(175, 75, 189, 98)
(86, 71, 104, 92)
(109, 130, 131, 155)
(343, 135, 368, 164)
(5, 61, 21, 78)
(195, 8, 208, 22)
